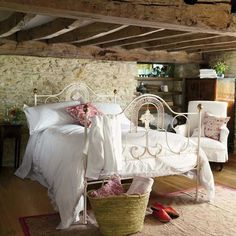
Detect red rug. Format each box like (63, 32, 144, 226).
(19, 185, 236, 236)
(19, 213, 59, 236)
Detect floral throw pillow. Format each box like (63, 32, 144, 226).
(203, 112, 230, 140)
(90, 175, 125, 198)
(66, 103, 102, 127)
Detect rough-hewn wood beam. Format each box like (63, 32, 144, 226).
(203, 48, 236, 54)
(99, 30, 193, 48)
(167, 38, 236, 52)
(185, 43, 236, 53)
(124, 32, 220, 50)
(0, 0, 235, 36)
(48, 22, 126, 44)
(115, 0, 231, 3)
(0, 39, 203, 63)
(198, 1, 230, 2)
(148, 36, 235, 51)
(16, 18, 92, 41)
(0, 12, 35, 38)
(146, 35, 223, 50)
(101, 1, 183, 6)
(74, 26, 163, 46)
(124, 32, 205, 49)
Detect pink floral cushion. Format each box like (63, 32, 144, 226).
(66, 103, 102, 127)
(90, 176, 125, 198)
(203, 112, 230, 140)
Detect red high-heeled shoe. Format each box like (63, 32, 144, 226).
(152, 208, 172, 223)
(151, 202, 179, 219)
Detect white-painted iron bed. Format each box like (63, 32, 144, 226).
(16, 82, 215, 229)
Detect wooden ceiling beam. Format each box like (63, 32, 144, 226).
(168, 40, 236, 52)
(0, 12, 35, 38)
(198, 0, 231, 1)
(16, 18, 92, 41)
(198, 1, 230, 2)
(148, 35, 235, 51)
(183, 43, 236, 53)
(0, 0, 235, 36)
(99, 30, 193, 48)
(123, 32, 209, 50)
(48, 22, 127, 44)
(74, 26, 163, 46)
(146, 35, 222, 50)
(202, 48, 236, 54)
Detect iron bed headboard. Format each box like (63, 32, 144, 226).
(116, 94, 202, 157)
(33, 82, 117, 106)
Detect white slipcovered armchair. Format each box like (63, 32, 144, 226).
(175, 101, 229, 169)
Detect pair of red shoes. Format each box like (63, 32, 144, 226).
(151, 202, 179, 223)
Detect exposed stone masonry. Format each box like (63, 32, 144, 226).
(0, 55, 137, 166)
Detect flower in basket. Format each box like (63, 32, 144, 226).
(9, 106, 24, 124)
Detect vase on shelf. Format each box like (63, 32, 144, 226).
(136, 82, 147, 94)
(217, 73, 224, 79)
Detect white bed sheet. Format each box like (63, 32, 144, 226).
(15, 124, 215, 229)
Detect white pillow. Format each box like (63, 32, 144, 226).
(93, 102, 122, 114)
(93, 103, 130, 125)
(24, 100, 80, 135)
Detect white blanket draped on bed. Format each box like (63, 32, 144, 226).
(85, 116, 214, 201)
(15, 121, 215, 229)
(84, 115, 122, 179)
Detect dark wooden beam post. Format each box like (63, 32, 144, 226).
(0, 0, 234, 36)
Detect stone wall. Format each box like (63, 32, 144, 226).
(0, 55, 137, 166)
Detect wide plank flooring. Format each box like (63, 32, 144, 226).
(0, 155, 236, 236)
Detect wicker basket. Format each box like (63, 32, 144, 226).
(87, 184, 150, 236)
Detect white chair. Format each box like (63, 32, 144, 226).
(175, 101, 229, 170)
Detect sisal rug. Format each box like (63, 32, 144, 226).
(19, 185, 236, 236)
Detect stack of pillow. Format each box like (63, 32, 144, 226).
(23, 99, 130, 135)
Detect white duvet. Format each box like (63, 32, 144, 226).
(16, 122, 215, 229)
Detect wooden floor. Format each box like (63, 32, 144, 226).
(0, 155, 236, 236)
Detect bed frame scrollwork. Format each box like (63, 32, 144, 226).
(119, 94, 201, 157)
(33, 82, 117, 105)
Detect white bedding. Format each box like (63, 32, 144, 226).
(16, 123, 215, 229)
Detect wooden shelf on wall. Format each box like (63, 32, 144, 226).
(136, 77, 182, 82)
(146, 91, 182, 95)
